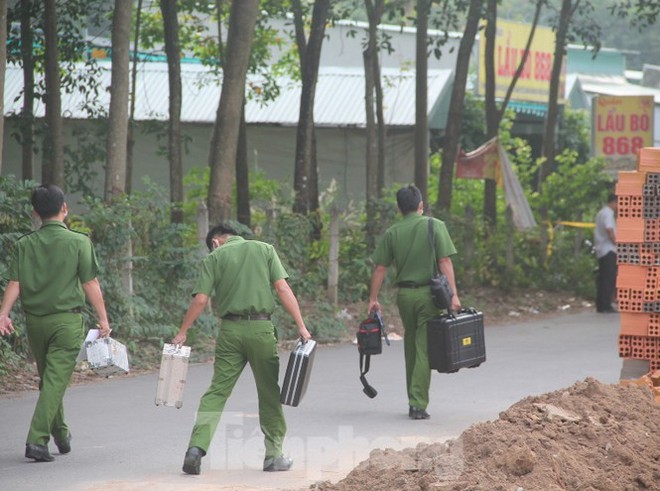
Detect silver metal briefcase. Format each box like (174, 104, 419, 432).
(155, 344, 192, 409)
(86, 337, 130, 376)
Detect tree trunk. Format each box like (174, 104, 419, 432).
(160, 0, 184, 223)
(216, 0, 251, 227)
(364, 0, 385, 247)
(126, 0, 143, 195)
(539, 0, 572, 187)
(483, 0, 498, 227)
(364, 43, 378, 218)
(436, 0, 483, 214)
(207, 0, 259, 223)
(236, 104, 251, 227)
(292, 0, 330, 215)
(20, 0, 34, 181)
(104, 0, 132, 202)
(483, 0, 544, 225)
(372, 2, 386, 198)
(499, 0, 543, 115)
(415, 0, 430, 208)
(0, 0, 7, 174)
(374, 58, 386, 197)
(43, 0, 64, 188)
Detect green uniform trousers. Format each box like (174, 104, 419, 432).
(25, 312, 84, 446)
(397, 288, 438, 410)
(188, 320, 286, 458)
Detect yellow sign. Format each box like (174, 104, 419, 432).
(478, 19, 565, 104)
(592, 95, 655, 172)
(462, 337, 472, 347)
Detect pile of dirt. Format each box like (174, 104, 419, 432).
(312, 378, 660, 491)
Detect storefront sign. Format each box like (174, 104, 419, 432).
(592, 95, 655, 172)
(478, 19, 564, 104)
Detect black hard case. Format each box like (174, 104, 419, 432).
(427, 309, 486, 373)
(280, 339, 317, 407)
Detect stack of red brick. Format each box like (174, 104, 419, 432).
(617, 148, 660, 373)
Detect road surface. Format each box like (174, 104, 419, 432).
(0, 310, 624, 491)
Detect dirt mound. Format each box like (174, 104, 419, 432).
(312, 378, 660, 491)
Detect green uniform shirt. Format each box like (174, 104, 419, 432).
(8, 220, 99, 316)
(372, 213, 457, 286)
(192, 235, 288, 317)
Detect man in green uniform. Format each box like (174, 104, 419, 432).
(0, 184, 112, 462)
(172, 222, 312, 475)
(368, 185, 460, 420)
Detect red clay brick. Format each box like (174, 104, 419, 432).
(620, 313, 651, 336)
(617, 265, 651, 289)
(638, 148, 660, 173)
(617, 218, 645, 242)
(617, 171, 646, 195)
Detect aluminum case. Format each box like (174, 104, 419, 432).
(85, 337, 130, 376)
(155, 344, 192, 409)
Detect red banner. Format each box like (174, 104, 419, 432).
(455, 138, 500, 181)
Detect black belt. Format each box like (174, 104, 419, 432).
(397, 282, 426, 289)
(222, 313, 271, 321)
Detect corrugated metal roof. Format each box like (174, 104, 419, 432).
(4, 61, 452, 128)
(575, 74, 660, 105)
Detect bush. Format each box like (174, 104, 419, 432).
(0, 128, 609, 376)
(0, 176, 35, 358)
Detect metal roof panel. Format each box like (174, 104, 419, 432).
(4, 62, 452, 128)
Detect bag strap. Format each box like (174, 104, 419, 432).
(428, 218, 439, 276)
(373, 310, 390, 346)
(359, 352, 378, 397)
(359, 351, 370, 376)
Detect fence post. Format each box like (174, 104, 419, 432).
(464, 205, 474, 285)
(505, 206, 515, 277)
(539, 206, 549, 263)
(197, 201, 209, 252)
(327, 207, 339, 305)
(574, 212, 584, 257)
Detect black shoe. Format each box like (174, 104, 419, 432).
(182, 447, 205, 475)
(25, 443, 55, 462)
(263, 455, 293, 472)
(409, 406, 430, 420)
(54, 433, 71, 454)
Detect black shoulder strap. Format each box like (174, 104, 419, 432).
(359, 352, 371, 377)
(359, 353, 377, 398)
(428, 218, 439, 275)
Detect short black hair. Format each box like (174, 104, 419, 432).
(608, 193, 617, 204)
(396, 185, 422, 214)
(31, 184, 65, 219)
(205, 222, 238, 251)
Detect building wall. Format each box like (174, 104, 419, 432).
(1, 119, 417, 212)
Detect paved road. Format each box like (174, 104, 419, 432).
(0, 310, 624, 491)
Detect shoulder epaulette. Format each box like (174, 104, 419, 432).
(69, 229, 90, 237)
(16, 230, 36, 241)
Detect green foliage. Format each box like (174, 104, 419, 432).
(443, 105, 612, 297)
(558, 107, 591, 163)
(64, 122, 106, 199)
(78, 182, 204, 342)
(0, 176, 35, 359)
(537, 150, 611, 222)
(0, 95, 613, 375)
(0, 337, 24, 378)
